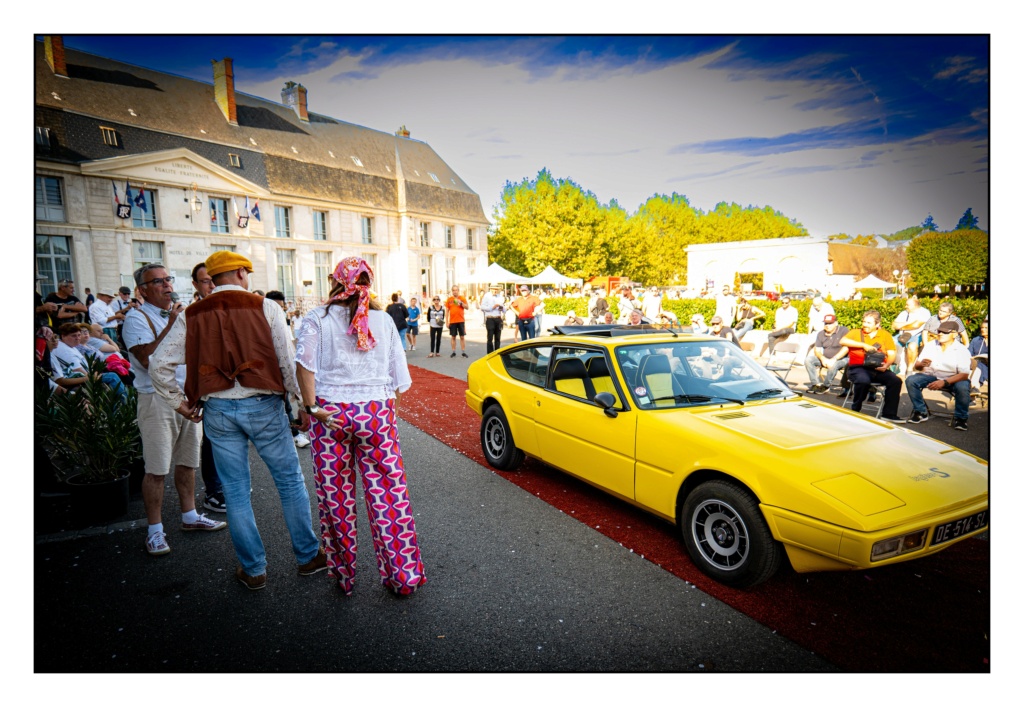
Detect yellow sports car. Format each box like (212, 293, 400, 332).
(465, 326, 989, 588)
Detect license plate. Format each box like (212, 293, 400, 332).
(931, 510, 988, 546)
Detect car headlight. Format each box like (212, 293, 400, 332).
(871, 530, 928, 561)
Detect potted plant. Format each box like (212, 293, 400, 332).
(36, 356, 141, 526)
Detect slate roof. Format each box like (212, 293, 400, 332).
(34, 41, 487, 222)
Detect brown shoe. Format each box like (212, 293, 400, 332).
(297, 549, 328, 576)
(235, 566, 266, 591)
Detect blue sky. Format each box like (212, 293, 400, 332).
(58, 34, 989, 237)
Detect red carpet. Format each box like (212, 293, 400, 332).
(400, 364, 990, 672)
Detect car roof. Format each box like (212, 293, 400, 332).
(524, 325, 720, 347)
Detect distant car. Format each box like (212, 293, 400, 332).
(465, 326, 989, 588)
(747, 290, 779, 301)
(780, 290, 820, 301)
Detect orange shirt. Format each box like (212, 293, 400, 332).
(446, 295, 467, 324)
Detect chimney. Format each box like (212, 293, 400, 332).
(281, 81, 309, 122)
(396, 125, 410, 138)
(44, 36, 68, 78)
(211, 58, 238, 126)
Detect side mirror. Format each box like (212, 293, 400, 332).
(594, 392, 618, 418)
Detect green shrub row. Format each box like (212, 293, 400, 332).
(539, 297, 989, 335)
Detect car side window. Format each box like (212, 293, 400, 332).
(547, 347, 596, 402)
(501, 346, 552, 387)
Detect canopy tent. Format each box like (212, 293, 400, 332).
(852, 274, 897, 289)
(470, 262, 529, 284)
(525, 265, 583, 286)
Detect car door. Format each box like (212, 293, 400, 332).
(496, 344, 553, 458)
(532, 346, 637, 500)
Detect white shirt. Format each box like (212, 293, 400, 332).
(89, 299, 118, 327)
(642, 294, 662, 318)
(295, 307, 411, 404)
(917, 340, 971, 379)
(123, 302, 185, 394)
(774, 304, 798, 330)
(51, 340, 87, 380)
(149, 285, 301, 411)
(807, 303, 835, 334)
(714, 294, 736, 325)
(480, 292, 505, 317)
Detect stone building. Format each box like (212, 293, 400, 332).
(34, 36, 490, 307)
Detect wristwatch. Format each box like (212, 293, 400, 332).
(304, 404, 321, 415)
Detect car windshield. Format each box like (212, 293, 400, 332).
(614, 339, 799, 409)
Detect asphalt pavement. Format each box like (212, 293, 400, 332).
(32, 315, 991, 680)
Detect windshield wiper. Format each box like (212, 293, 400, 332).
(746, 388, 786, 399)
(650, 394, 745, 405)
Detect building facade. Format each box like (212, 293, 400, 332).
(34, 37, 490, 308)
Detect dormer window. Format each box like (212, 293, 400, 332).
(35, 127, 51, 148)
(100, 126, 120, 147)
(428, 172, 440, 183)
(228, 153, 241, 168)
(351, 156, 364, 167)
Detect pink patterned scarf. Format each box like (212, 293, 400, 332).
(330, 257, 376, 351)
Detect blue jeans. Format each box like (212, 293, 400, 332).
(398, 327, 408, 350)
(804, 353, 848, 388)
(100, 372, 128, 404)
(202, 394, 320, 576)
(733, 320, 754, 340)
(906, 374, 971, 420)
(518, 317, 536, 340)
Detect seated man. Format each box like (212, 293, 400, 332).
(563, 310, 585, 326)
(968, 320, 988, 390)
(689, 313, 709, 334)
(767, 296, 798, 354)
(804, 314, 849, 394)
(708, 315, 740, 345)
(732, 298, 765, 341)
(922, 300, 969, 347)
(840, 310, 904, 423)
(50, 323, 128, 402)
(602, 311, 615, 325)
(906, 320, 973, 430)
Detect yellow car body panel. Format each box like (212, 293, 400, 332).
(465, 331, 989, 579)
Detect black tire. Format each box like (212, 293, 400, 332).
(480, 405, 525, 471)
(680, 480, 783, 588)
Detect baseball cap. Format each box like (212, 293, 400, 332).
(118, 286, 132, 295)
(823, 314, 837, 324)
(710, 315, 723, 324)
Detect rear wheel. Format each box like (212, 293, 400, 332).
(681, 480, 782, 588)
(480, 405, 525, 471)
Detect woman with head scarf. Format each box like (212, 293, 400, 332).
(294, 257, 426, 596)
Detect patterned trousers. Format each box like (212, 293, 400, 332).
(309, 398, 426, 595)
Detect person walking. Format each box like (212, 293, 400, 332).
(294, 257, 426, 596)
(149, 251, 325, 590)
(406, 297, 421, 351)
(426, 295, 445, 357)
(385, 293, 409, 352)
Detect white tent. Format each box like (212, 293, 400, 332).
(473, 261, 529, 284)
(852, 274, 897, 289)
(525, 265, 583, 286)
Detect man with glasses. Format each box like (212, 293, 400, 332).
(804, 314, 849, 394)
(45, 278, 88, 324)
(905, 320, 972, 430)
(767, 297, 798, 355)
(841, 310, 905, 423)
(123, 263, 226, 556)
(922, 300, 969, 347)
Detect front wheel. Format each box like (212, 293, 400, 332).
(680, 480, 782, 588)
(480, 405, 525, 471)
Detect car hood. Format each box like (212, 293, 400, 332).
(670, 399, 988, 527)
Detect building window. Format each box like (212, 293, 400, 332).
(36, 127, 51, 148)
(351, 156, 363, 167)
(314, 251, 331, 300)
(210, 244, 236, 254)
(275, 205, 291, 238)
(313, 211, 327, 241)
(209, 197, 229, 234)
(276, 249, 296, 299)
(132, 240, 164, 272)
(445, 256, 456, 291)
(419, 222, 430, 247)
(362, 253, 378, 279)
(35, 235, 73, 298)
(35, 176, 65, 222)
(228, 153, 241, 168)
(131, 188, 158, 229)
(99, 126, 120, 147)
(467, 228, 474, 250)
(445, 225, 454, 249)
(428, 172, 440, 183)
(361, 216, 373, 245)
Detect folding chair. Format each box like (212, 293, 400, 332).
(843, 383, 886, 419)
(764, 340, 800, 384)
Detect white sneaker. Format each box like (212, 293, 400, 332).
(294, 432, 311, 448)
(146, 531, 170, 555)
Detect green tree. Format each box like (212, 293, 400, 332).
(905, 230, 988, 289)
(921, 214, 937, 231)
(954, 208, 980, 231)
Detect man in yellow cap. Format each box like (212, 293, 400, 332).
(150, 251, 324, 590)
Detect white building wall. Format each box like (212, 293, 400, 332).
(687, 237, 831, 293)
